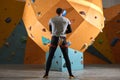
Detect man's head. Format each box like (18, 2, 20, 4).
(56, 8, 63, 15)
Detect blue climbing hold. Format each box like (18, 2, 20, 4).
(31, 0, 35, 3)
(42, 36, 51, 45)
(111, 38, 120, 46)
(62, 10, 67, 16)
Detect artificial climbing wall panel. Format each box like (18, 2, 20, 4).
(84, 4, 120, 64)
(84, 52, 107, 64)
(104, 4, 120, 63)
(0, 0, 25, 48)
(24, 37, 45, 64)
(23, 0, 104, 64)
(0, 20, 27, 64)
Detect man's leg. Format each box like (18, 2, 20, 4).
(43, 36, 59, 78)
(60, 37, 73, 77)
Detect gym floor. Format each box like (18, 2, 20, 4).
(0, 64, 120, 80)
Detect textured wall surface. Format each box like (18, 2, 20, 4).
(23, 0, 104, 64)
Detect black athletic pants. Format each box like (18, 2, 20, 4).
(45, 36, 72, 76)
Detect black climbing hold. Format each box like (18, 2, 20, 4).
(74, 51, 77, 53)
(59, 56, 62, 58)
(81, 57, 83, 59)
(37, 12, 41, 16)
(63, 63, 66, 68)
(29, 26, 32, 31)
(5, 17, 11, 23)
(56, 61, 58, 64)
(79, 11, 86, 16)
(42, 28, 46, 32)
(30, 34, 34, 38)
(116, 20, 120, 23)
(95, 16, 97, 19)
(111, 38, 120, 46)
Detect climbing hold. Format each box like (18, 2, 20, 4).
(116, 20, 120, 23)
(62, 10, 67, 16)
(81, 57, 83, 59)
(111, 38, 120, 46)
(37, 12, 41, 16)
(74, 50, 77, 53)
(80, 43, 88, 50)
(63, 63, 66, 68)
(29, 26, 32, 31)
(20, 36, 27, 43)
(56, 61, 58, 64)
(98, 39, 103, 44)
(42, 36, 50, 45)
(90, 37, 95, 43)
(4, 42, 10, 47)
(5, 17, 11, 23)
(95, 16, 97, 19)
(31, 0, 35, 3)
(90, 37, 93, 40)
(42, 28, 46, 32)
(30, 34, 34, 38)
(67, 41, 71, 46)
(59, 56, 62, 58)
(28, 3, 30, 6)
(79, 11, 86, 16)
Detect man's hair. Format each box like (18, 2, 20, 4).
(56, 8, 63, 15)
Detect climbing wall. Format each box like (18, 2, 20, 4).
(23, 0, 104, 64)
(0, 0, 26, 64)
(0, 20, 27, 64)
(104, 4, 120, 63)
(0, 0, 25, 48)
(46, 47, 83, 72)
(84, 4, 120, 64)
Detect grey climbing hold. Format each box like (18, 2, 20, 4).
(4, 42, 10, 47)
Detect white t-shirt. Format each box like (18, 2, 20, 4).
(49, 15, 71, 37)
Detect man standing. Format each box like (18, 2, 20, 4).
(43, 8, 74, 79)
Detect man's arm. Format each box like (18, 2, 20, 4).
(65, 24, 72, 34)
(49, 24, 52, 33)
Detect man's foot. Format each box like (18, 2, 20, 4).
(43, 74, 48, 79)
(69, 75, 75, 79)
